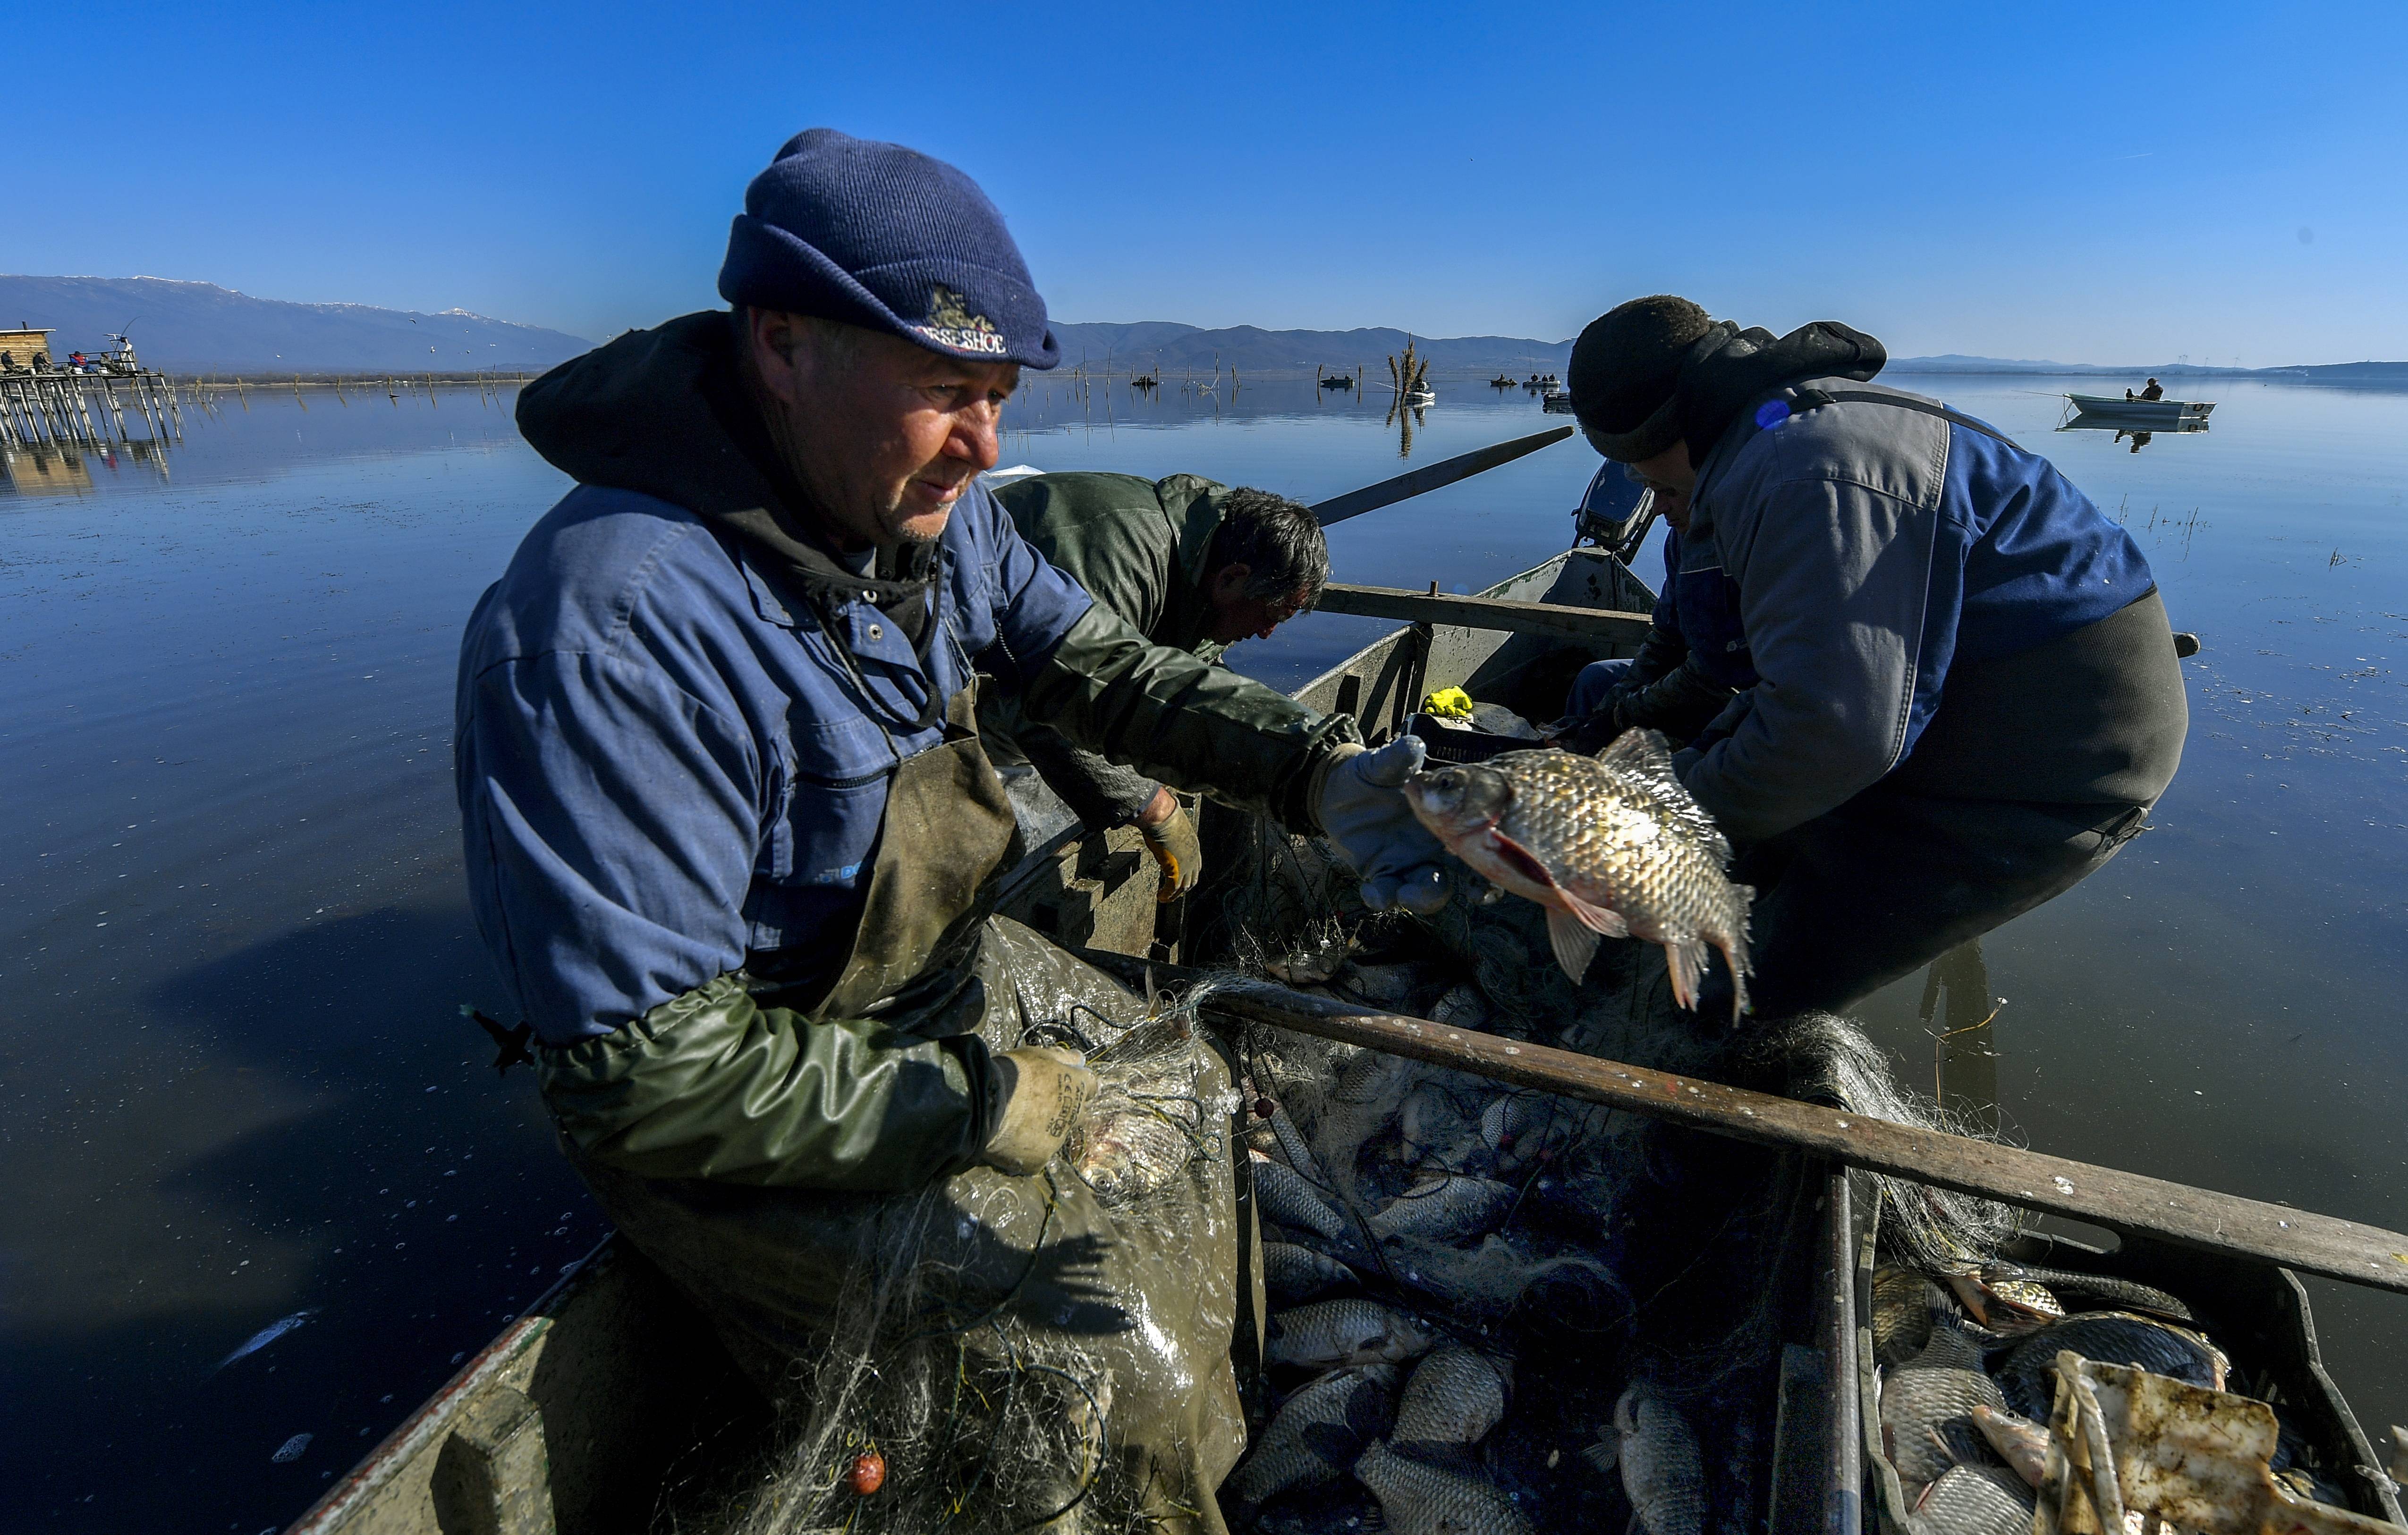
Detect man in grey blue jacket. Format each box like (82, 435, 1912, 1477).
(1565, 296, 2188, 1018)
(453, 129, 1442, 1528)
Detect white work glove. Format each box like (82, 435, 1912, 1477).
(982, 1045, 1098, 1176)
(1310, 737, 1450, 916)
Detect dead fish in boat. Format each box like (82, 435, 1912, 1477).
(1266, 928, 1352, 986)
(1265, 1298, 1433, 1368)
(1431, 981, 1488, 1031)
(1992, 1311, 2227, 1420)
(1251, 1152, 1349, 1242)
(1879, 1321, 2005, 1496)
(1265, 1102, 1331, 1188)
(1871, 1267, 1946, 1367)
(1976, 1261, 2193, 1324)
(212, 1307, 322, 1375)
(1582, 1384, 1704, 1535)
(1402, 734, 1752, 1017)
(1336, 961, 1425, 1009)
(1353, 1438, 1535, 1535)
(1367, 1174, 1518, 1247)
(1907, 1462, 2033, 1535)
(1392, 1344, 1510, 1449)
(1478, 1095, 1547, 1171)
(1263, 1241, 1357, 1305)
(1224, 1362, 1398, 1517)
(1969, 1404, 2047, 1488)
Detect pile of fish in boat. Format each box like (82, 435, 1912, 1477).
(1868, 1258, 2357, 1529)
(1221, 936, 1720, 1535)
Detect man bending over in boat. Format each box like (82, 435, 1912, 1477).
(451, 129, 1444, 1529)
(981, 473, 1328, 900)
(2128, 377, 2165, 401)
(1560, 295, 2188, 1018)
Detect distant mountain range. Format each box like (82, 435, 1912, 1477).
(1047, 321, 1573, 376)
(4, 277, 2399, 382)
(0, 276, 593, 375)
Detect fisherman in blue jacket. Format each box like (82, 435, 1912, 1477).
(453, 130, 1443, 1529)
(1563, 296, 2188, 1018)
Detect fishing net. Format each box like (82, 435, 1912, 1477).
(669, 936, 1247, 1535)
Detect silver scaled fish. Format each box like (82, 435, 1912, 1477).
(1366, 1174, 1518, 1248)
(1262, 1240, 1357, 1305)
(1991, 1310, 2227, 1420)
(1392, 1344, 1510, 1449)
(1402, 733, 1752, 1016)
(1264, 1298, 1433, 1369)
(1878, 1320, 2005, 1497)
(1223, 1362, 1398, 1517)
(1353, 1438, 1535, 1535)
(1585, 1384, 1705, 1535)
(1907, 1462, 2034, 1535)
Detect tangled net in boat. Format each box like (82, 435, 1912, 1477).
(704, 993, 1235, 1535)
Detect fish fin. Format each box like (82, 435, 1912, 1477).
(1599, 729, 1732, 863)
(1662, 938, 1707, 1012)
(1559, 884, 1630, 939)
(1547, 908, 1604, 982)
(1579, 1436, 1619, 1475)
(1484, 828, 1558, 891)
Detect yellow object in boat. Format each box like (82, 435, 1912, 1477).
(1422, 687, 1474, 720)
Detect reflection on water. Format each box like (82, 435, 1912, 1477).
(2, 373, 2404, 1530)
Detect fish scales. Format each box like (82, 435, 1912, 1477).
(1610, 1386, 1706, 1535)
(1392, 1345, 1509, 1448)
(1878, 1323, 2006, 1494)
(1224, 1363, 1397, 1515)
(1251, 1153, 1349, 1242)
(1871, 1267, 1946, 1367)
(1264, 1298, 1433, 1368)
(1367, 1174, 1518, 1247)
(1403, 734, 1752, 1016)
(1263, 1241, 1358, 1305)
(1353, 1438, 1535, 1535)
(1993, 1311, 2225, 1419)
(1907, 1463, 2034, 1535)
(1977, 1263, 2194, 1323)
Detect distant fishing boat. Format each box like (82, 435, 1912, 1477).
(1541, 388, 1575, 414)
(1321, 374, 1354, 389)
(1404, 384, 1435, 405)
(2066, 392, 2214, 424)
(1489, 375, 1518, 388)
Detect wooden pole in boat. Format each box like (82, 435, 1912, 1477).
(1075, 952, 2408, 1299)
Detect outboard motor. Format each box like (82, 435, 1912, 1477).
(1572, 461, 1656, 563)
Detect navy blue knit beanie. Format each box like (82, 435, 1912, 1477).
(719, 128, 1060, 370)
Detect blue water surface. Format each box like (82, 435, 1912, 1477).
(0, 372, 2400, 1530)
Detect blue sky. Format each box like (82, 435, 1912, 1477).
(9, 1, 2404, 363)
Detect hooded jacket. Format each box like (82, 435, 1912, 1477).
(1671, 366, 2186, 844)
(457, 312, 1350, 1191)
(982, 471, 1232, 828)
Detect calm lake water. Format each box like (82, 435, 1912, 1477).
(2, 371, 2401, 1530)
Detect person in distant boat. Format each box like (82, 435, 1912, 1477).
(981, 473, 1327, 900)
(452, 128, 1440, 1531)
(1562, 295, 2188, 1018)
(2128, 378, 2164, 401)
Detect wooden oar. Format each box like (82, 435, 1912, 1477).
(1309, 424, 1575, 527)
(1077, 951, 2408, 1298)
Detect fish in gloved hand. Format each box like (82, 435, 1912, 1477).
(1401, 731, 1752, 1018)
